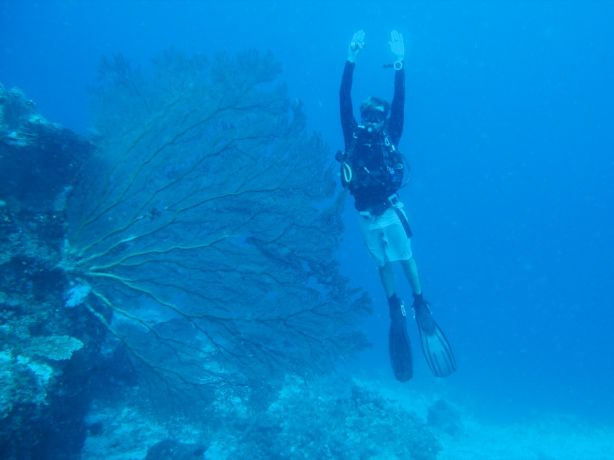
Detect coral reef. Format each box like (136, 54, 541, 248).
(81, 377, 441, 460)
(427, 398, 463, 436)
(0, 82, 93, 212)
(0, 83, 118, 459)
(0, 50, 376, 458)
(145, 439, 206, 460)
(228, 377, 441, 459)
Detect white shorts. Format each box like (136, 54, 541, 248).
(358, 202, 413, 267)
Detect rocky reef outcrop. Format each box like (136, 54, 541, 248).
(0, 83, 116, 460)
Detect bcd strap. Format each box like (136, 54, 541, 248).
(392, 205, 413, 238)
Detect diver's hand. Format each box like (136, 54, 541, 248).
(389, 30, 405, 67)
(347, 30, 365, 63)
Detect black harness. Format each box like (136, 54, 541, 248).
(337, 126, 405, 214)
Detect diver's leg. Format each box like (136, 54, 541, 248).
(378, 262, 396, 298)
(382, 217, 422, 296)
(400, 257, 422, 296)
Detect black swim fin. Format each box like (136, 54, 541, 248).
(388, 295, 413, 382)
(412, 297, 456, 378)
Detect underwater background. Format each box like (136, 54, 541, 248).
(1, 1, 613, 459)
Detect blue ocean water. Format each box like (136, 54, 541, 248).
(1, 0, 613, 438)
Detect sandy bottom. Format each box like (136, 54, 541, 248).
(437, 418, 614, 460)
(359, 377, 614, 460)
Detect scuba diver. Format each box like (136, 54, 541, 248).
(338, 30, 456, 381)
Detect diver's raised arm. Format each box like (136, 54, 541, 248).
(340, 30, 365, 147)
(388, 30, 405, 143)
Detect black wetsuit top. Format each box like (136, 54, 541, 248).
(339, 61, 405, 212)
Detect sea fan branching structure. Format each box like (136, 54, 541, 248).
(62, 50, 370, 394)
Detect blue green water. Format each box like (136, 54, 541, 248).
(2, 0, 613, 427)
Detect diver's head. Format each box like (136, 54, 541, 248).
(359, 96, 389, 133)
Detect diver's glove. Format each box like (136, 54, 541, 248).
(347, 30, 365, 63)
(389, 29, 405, 70)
